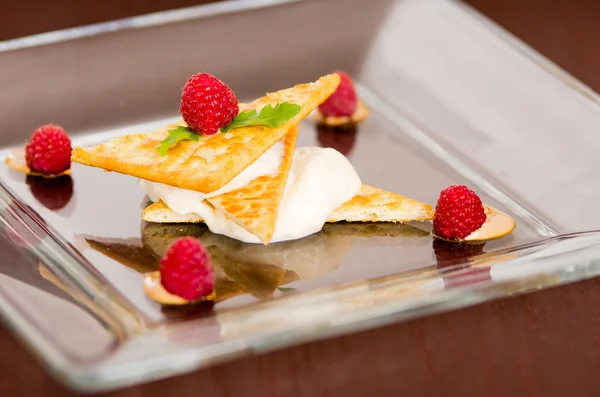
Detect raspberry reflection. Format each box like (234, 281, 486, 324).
(316, 124, 357, 156)
(26, 175, 74, 210)
(160, 300, 215, 320)
(3, 216, 46, 249)
(433, 239, 492, 289)
(433, 238, 485, 269)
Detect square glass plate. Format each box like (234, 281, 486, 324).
(2, 0, 600, 392)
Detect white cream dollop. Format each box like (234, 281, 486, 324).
(141, 141, 285, 205)
(141, 146, 361, 244)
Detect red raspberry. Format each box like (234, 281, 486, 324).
(160, 237, 215, 301)
(433, 185, 486, 240)
(319, 70, 357, 117)
(180, 73, 239, 135)
(25, 124, 72, 175)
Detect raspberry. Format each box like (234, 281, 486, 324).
(180, 73, 239, 135)
(433, 185, 486, 240)
(25, 124, 72, 175)
(26, 175, 73, 210)
(316, 124, 357, 156)
(160, 237, 215, 301)
(319, 70, 357, 117)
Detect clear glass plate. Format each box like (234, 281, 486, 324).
(1, 0, 600, 392)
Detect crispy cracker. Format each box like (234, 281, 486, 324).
(313, 99, 370, 126)
(327, 185, 434, 223)
(143, 200, 202, 223)
(143, 184, 434, 226)
(140, 127, 298, 243)
(72, 74, 340, 193)
(143, 201, 204, 224)
(206, 126, 298, 244)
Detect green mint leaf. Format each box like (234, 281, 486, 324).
(255, 102, 301, 127)
(157, 126, 199, 156)
(221, 102, 301, 132)
(229, 109, 259, 124)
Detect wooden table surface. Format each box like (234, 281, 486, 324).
(3, 1, 600, 396)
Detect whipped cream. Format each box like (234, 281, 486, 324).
(142, 141, 285, 204)
(141, 146, 361, 244)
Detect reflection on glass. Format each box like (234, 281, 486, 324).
(1, 209, 47, 249)
(83, 223, 351, 302)
(83, 221, 430, 304)
(86, 237, 158, 274)
(323, 222, 430, 246)
(316, 124, 357, 156)
(144, 222, 355, 299)
(26, 175, 74, 210)
(432, 239, 490, 288)
(432, 239, 486, 268)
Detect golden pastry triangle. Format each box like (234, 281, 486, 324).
(72, 74, 341, 193)
(206, 126, 298, 244)
(143, 185, 434, 225)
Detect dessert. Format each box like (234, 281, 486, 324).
(327, 185, 433, 223)
(313, 70, 370, 126)
(72, 74, 339, 193)
(433, 185, 515, 242)
(320, 71, 357, 117)
(64, 72, 516, 305)
(433, 185, 486, 240)
(72, 73, 434, 248)
(159, 237, 215, 301)
(6, 124, 72, 178)
(148, 198, 433, 235)
(179, 73, 239, 135)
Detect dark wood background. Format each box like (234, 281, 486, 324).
(3, 1, 600, 396)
